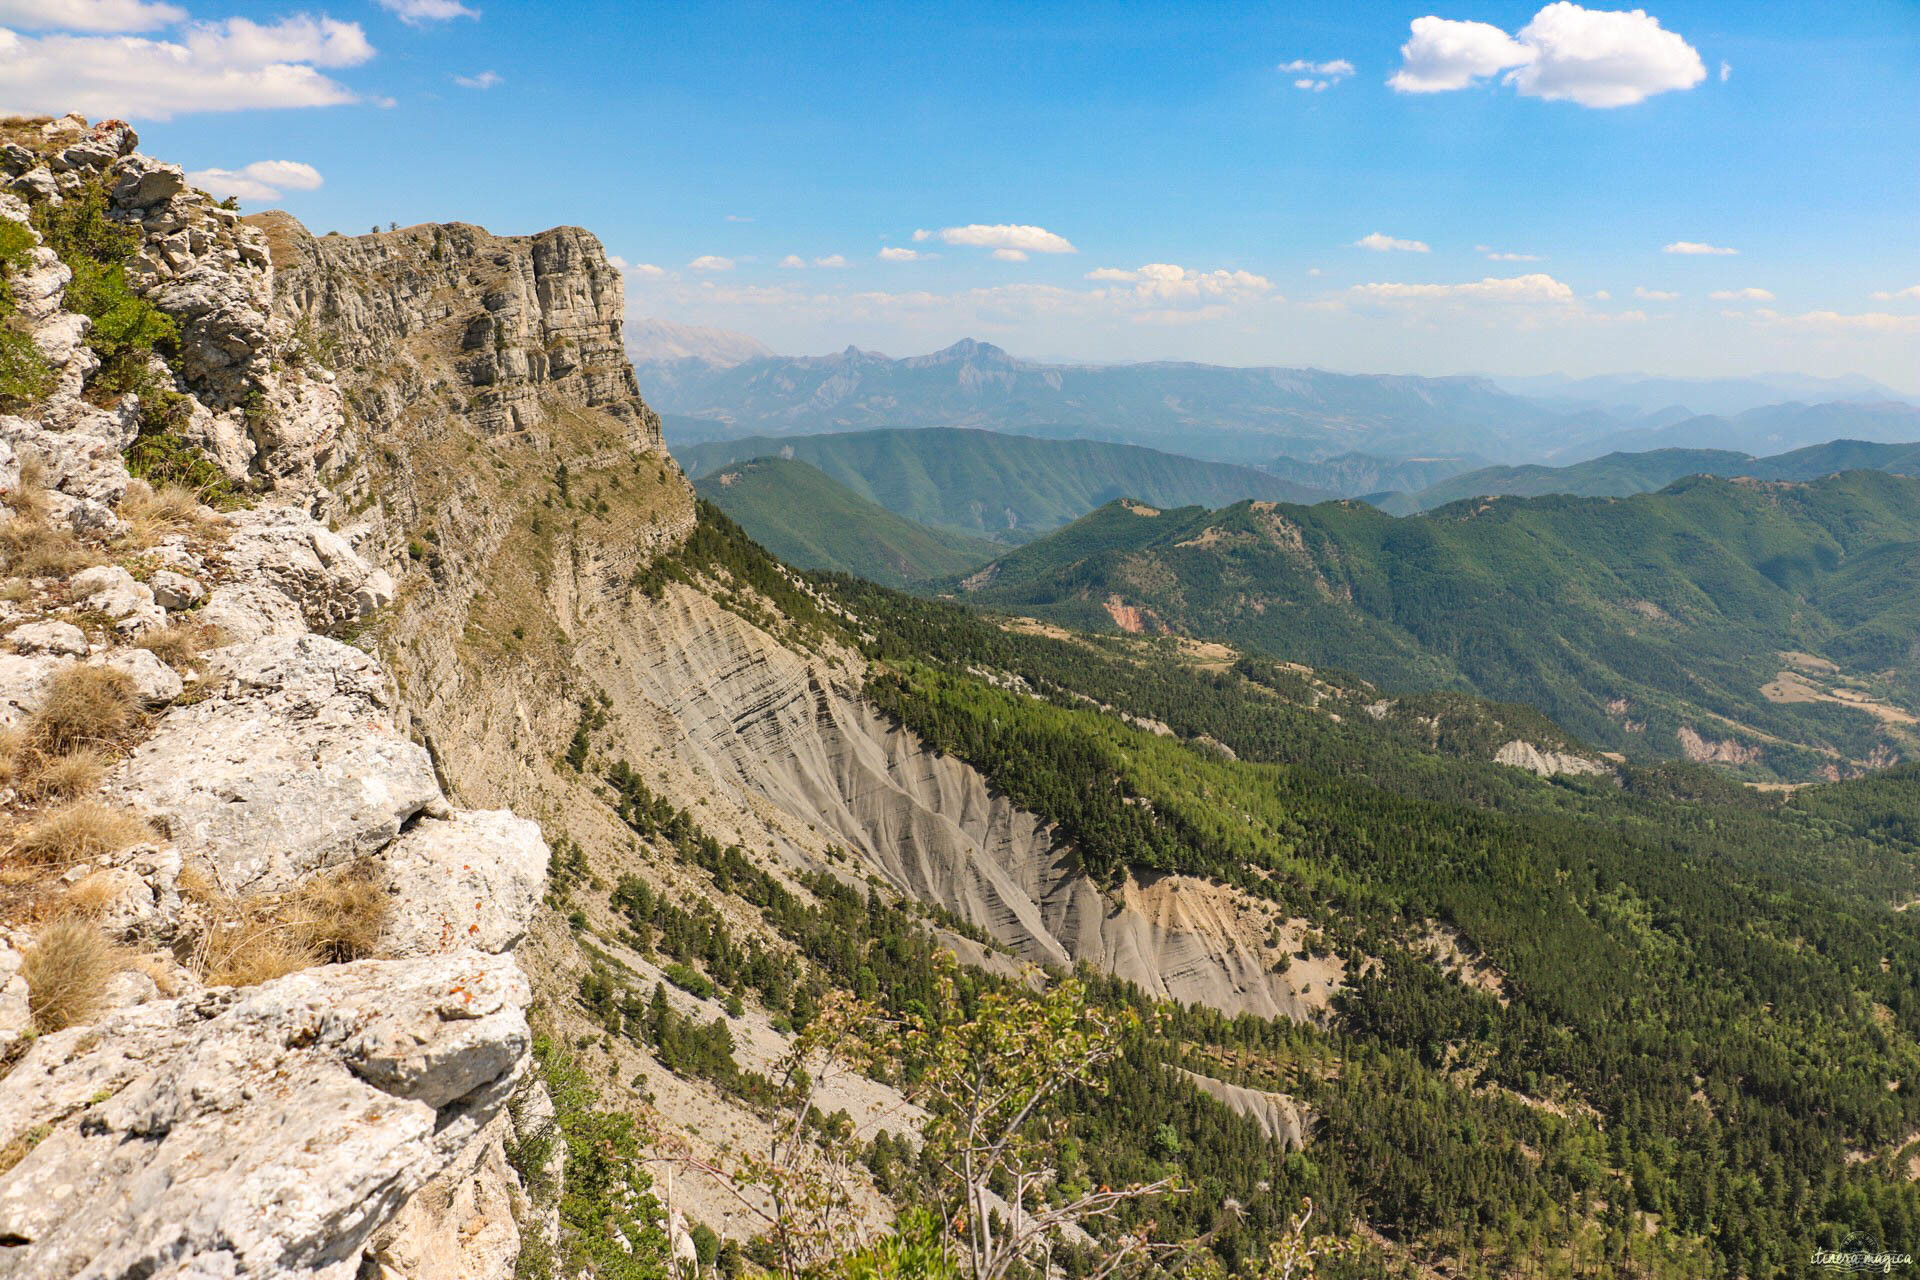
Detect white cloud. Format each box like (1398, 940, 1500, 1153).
(1280, 56, 1354, 91)
(1508, 4, 1704, 108)
(1744, 308, 1920, 334)
(725, 214, 753, 223)
(779, 255, 807, 269)
(0, 14, 373, 119)
(879, 247, 929, 262)
(914, 224, 1076, 254)
(1355, 232, 1430, 253)
(1083, 263, 1277, 305)
(1634, 286, 1679, 300)
(1719, 60, 1731, 82)
(1347, 272, 1577, 304)
(453, 70, 500, 89)
(1306, 267, 1322, 277)
(688, 255, 735, 272)
(1388, 16, 1530, 93)
(1663, 240, 1736, 256)
(0, 0, 183, 30)
(1389, 4, 1705, 108)
(1593, 289, 1610, 300)
(1476, 245, 1541, 261)
(1870, 284, 1920, 302)
(992, 248, 1028, 262)
(813, 254, 847, 268)
(187, 158, 323, 202)
(1710, 287, 1774, 301)
(375, 0, 478, 26)
(623, 262, 665, 278)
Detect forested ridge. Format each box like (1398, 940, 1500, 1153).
(951, 471, 1920, 780)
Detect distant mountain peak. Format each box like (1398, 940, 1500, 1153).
(626, 316, 772, 367)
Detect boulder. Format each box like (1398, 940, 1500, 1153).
(148, 568, 205, 610)
(379, 810, 550, 958)
(219, 506, 395, 629)
(196, 580, 307, 643)
(7, 619, 88, 657)
(0, 933, 31, 1057)
(0, 951, 531, 1280)
(0, 650, 64, 726)
(108, 634, 443, 895)
(96, 645, 183, 707)
(70, 564, 157, 620)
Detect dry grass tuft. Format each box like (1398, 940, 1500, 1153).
(135, 620, 219, 671)
(10, 746, 109, 802)
(287, 864, 389, 962)
(0, 515, 100, 580)
(21, 917, 121, 1033)
(197, 918, 317, 988)
(26, 665, 140, 755)
(10, 800, 156, 867)
(58, 869, 121, 919)
(117, 480, 212, 545)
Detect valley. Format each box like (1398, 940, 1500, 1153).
(1, 112, 1916, 1280)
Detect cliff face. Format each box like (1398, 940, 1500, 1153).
(0, 116, 547, 1279)
(0, 115, 1326, 1276)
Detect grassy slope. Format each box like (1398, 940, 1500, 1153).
(674, 426, 1330, 540)
(956, 471, 1920, 777)
(693, 456, 998, 586)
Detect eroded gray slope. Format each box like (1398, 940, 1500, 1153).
(615, 583, 1336, 1019)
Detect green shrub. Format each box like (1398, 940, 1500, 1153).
(0, 217, 51, 410)
(30, 180, 178, 393)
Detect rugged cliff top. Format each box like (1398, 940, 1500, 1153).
(0, 113, 554, 1280)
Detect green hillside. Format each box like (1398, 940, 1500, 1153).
(954, 471, 1920, 779)
(674, 426, 1329, 541)
(693, 456, 998, 586)
(1395, 438, 1920, 511)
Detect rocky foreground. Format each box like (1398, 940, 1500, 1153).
(0, 116, 550, 1278)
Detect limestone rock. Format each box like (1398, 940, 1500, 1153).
(97, 646, 182, 707)
(363, 1112, 524, 1280)
(148, 568, 206, 610)
(196, 579, 307, 643)
(69, 564, 156, 620)
(108, 634, 442, 895)
(0, 951, 531, 1280)
(0, 651, 63, 726)
(219, 505, 394, 629)
(380, 810, 549, 958)
(0, 933, 31, 1058)
(7, 619, 87, 657)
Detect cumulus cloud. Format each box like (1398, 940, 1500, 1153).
(1355, 232, 1430, 253)
(1870, 284, 1920, 302)
(1477, 245, 1541, 261)
(778, 255, 807, 269)
(913, 224, 1076, 254)
(375, 0, 477, 25)
(688, 255, 735, 272)
(453, 70, 500, 89)
(1280, 56, 1354, 91)
(1389, 4, 1705, 108)
(1347, 272, 1577, 304)
(1710, 287, 1773, 301)
(1634, 286, 1679, 300)
(992, 248, 1028, 262)
(0, 13, 374, 119)
(1719, 60, 1731, 81)
(1663, 240, 1736, 255)
(0, 0, 183, 30)
(813, 254, 847, 268)
(1388, 16, 1530, 93)
(187, 158, 323, 202)
(619, 261, 665, 278)
(879, 247, 930, 262)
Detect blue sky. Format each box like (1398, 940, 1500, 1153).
(5, 0, 1917, 384)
